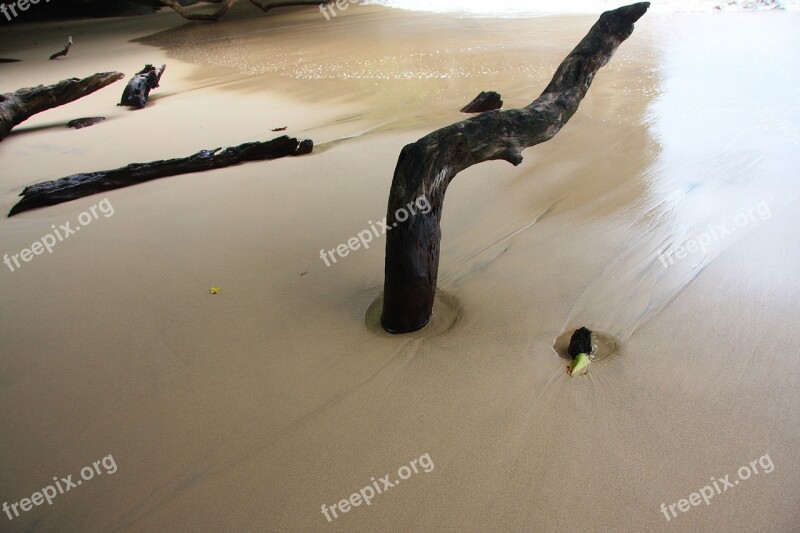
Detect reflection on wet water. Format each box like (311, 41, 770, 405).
(563, 13, 800, 343)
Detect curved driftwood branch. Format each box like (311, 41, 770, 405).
(8, 136, 313, 216)
(380, 2, 650, 333)
(0, 71, 124, 141)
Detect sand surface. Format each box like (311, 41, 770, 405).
(1, 4, 799, 532)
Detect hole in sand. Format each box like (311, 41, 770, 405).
(365, 290, 461, 338)
(552, 329, 620, 362)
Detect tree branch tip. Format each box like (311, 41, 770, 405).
(604, 2, 650, 23)
(498, 148, 524, 166)
(295, 139, 314, 155)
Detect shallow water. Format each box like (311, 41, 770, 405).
(562, 14, 800, 345)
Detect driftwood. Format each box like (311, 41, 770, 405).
(119, 64, 166, 109)
(460, 91, 503, 113)
(568, 327, 593, 357)
(380, 2, 650, 334)
(49, 36, 73, 60)
(159, 0, 330, 21)
(159, 0, 236, 20)
(0, 72, 124, 141)
(67, 117, 106, 129)
(8, 136, 313, 216)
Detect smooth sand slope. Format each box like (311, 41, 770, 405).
(0, 4, 798, 531)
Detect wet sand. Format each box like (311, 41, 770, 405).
(1, 4, 799, 532)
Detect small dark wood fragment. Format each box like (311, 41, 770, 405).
(568, 327, 593, 358)
(67, 117, 106, 129)
(460, 91, 503, 113)
(8, 135, 313, 216)
(118, 64, 166, 109)
(0, 59, 21, 63)
(49, 37, 73, 60)
(272, 126, 287, 131)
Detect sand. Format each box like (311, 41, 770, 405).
(1, 3, 799, 532)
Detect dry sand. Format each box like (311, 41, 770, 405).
(1, 3, 799, 532)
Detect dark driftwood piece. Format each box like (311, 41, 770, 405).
(160, 0, 330, 21)
(460, 91, 503, 113)
(160, 0, 236, 20)
(0, 58, 21, 63)
(380, 2, 650, 334)
(67, 117, 106, 129)
(0, 72, 124, 141)
(8, 136, 313, 216)
(49, 36, 73, 60)
(568, 327, 593, 357)
(119, 64, 166, 109)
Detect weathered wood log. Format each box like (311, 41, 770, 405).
(460, 91, 503, 113)
(380, 2, 650, 334)
(0, 71, 124, 141)
(49, 36, 73, 60)
(118, 64, 166, 109)
(8, 136, 313, 216)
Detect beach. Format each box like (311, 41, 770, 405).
(1, 3, 799, 531)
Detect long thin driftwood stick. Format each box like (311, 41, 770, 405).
(380, 2, 650, 334)
(0, 71, 124, 141)
(8, 136, 313, 216)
